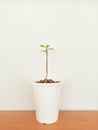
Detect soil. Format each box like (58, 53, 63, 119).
(36, 79, 60, 83)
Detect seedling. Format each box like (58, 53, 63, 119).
(39, 44, 54, 83)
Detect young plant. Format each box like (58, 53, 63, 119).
(40, 44, 54, 83)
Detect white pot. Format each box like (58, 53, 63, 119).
(31, 82, 62, 124)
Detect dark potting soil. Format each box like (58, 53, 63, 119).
(36, 79, 60, 83)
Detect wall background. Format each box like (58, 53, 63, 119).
(0, 0, 98, 110)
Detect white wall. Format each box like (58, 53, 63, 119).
(0, 0, 98, 110)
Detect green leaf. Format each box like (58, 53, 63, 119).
(48, 48, 54, 50)
(40, 44, 45, 48)
(46, 44, 50, 48)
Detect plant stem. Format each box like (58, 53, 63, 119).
(45, 48, 48, 81)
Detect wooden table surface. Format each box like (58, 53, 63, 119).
(0, 111, 98, 130)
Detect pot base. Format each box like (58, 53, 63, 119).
(35, 110, 59, 124)
(36, 116, 59, 124)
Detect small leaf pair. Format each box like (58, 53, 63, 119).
(40, 44, 54, 52)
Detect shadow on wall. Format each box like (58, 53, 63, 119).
(60, 79, 73, 110)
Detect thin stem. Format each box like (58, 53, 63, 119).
(45, 49, 48, 81)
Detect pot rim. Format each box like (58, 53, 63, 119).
(30, 80, 62, 85)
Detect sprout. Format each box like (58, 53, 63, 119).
(40, 44, 54, 82)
